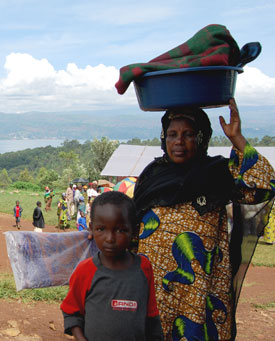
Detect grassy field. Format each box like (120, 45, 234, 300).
(252, 240, 275, 267)
(0, 189, 274, 304)
(0, 273, 68, 303)
(0, 188, 71, 227)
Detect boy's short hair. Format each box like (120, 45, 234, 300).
(91, 191, 137, 231)
(37, 201, 41, 206)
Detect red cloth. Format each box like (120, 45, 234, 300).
(115, 24, 240, 95)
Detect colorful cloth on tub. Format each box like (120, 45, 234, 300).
(115, 24, 240, 94)
(136, 143, 275, 340)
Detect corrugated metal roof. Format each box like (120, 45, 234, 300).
(101, 145, 163, 177)
(101, 145, 275, 177)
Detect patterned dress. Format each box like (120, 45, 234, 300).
(138, 144, 275, 340)
(264, 203, 275, 244)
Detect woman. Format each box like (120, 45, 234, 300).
(263, 202, 275, 244)
(33, 201, 45, 232)
(134, 99, 275, 340)
(57, 193, 69, 230)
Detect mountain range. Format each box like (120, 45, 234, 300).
(0, 105, 274, 140)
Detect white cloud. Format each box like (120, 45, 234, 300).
(235, 66, 275, 105)
(0, 53, 275, 113)
(0, 53, 137, 113)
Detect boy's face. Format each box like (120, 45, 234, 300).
(91, 203, 132, 260)
(16, 201, 19, 206)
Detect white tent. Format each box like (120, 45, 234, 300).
(101, 145, 163, 177)
(101, 145, 275, 177)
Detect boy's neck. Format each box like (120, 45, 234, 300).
(99, 250, 134, 270)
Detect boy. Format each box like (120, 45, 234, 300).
(13, 200, 23, 229)
(77, 210, 87, 231)
(61, 191, 163, 341)
(33, 201, 45, 232)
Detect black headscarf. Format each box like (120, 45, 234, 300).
(160, 107, 213, 157)
(134, 108, 235, 220)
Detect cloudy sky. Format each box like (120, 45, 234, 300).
(0, 0, 274, 114)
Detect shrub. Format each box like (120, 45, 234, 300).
(11, 181, 41, 192)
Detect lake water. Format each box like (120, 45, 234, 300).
(0, 139, 68, 154)
(0, 139, 127, 154)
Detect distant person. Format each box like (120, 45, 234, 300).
(83, 185, 88, 204)
(74, 185, 82, 213)
(76, 196, 86, 224)
(87, 181, 99, 202)
(66, 182, 74, 217)
(264, 202, 275, 244)
(77, 210, 88, 231)
(57, 193, 69, 230)
(48, 188, 55, 210)
(13, 200, 23, 229)
(61, 191, 163, 340)
(44, 187, 50, 211)
(33, 201, 45, 232)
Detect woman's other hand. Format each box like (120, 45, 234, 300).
(219, 98, 246, 152)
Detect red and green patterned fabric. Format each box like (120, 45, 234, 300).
(115, 24, 240, 95)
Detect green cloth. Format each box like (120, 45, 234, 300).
(115, 24, 240, 95)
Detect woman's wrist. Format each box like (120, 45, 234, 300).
(229, 134, 246, 153)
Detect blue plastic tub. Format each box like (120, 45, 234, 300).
(134, 66, 243, 111)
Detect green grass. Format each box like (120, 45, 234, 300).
(251, 240, 275, 267)
(252, 302, 275, 310)
(0, 188, 71, 226)
(0, 273, 68, 303)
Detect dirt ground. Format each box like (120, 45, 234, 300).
(0, 212, 275, 340)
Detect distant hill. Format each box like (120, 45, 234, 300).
(0, 105, 274, 140)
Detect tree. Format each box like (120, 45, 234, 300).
(90, 137, 119, 178)
(19, 168, 33, 183)
(260, 135, 275, 146)
(36, 167, 59, 189)
(0, 168, 12, 188)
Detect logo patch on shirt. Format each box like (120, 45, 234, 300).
(111, 300, 138, 311)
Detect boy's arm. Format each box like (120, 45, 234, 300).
(71, 326, 87, 341)
(145, 316, 163, 341)
(61, 258, 97, 337)
(140, 256, 164, 340)
(63, 311, 85, 338)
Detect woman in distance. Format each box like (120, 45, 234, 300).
(134, 99, 275, 340)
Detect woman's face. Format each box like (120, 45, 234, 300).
(166, 118, 198, 164)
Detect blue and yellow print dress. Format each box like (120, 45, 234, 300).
(138, 144, 275, 340)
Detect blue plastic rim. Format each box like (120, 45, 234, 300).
(134, 66, 244, 111)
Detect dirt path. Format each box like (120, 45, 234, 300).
(0, 212, 275, 340)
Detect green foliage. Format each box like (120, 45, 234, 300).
(90, 137, 119, 177)
(209, 136, 231, 146)
(0, 273, 68, 303)
(11, 181, 41, 191)
(210, 135, 275, 146)
(0, 136, 274, 186)
(36, 167, 59, 190)
(122, 137, 161, 146)
(259, 135, 275, 146)
(19, 168, 33, 182)
(0, 168, 12, 188)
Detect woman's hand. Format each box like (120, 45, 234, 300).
(219, 98, 246, 152)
